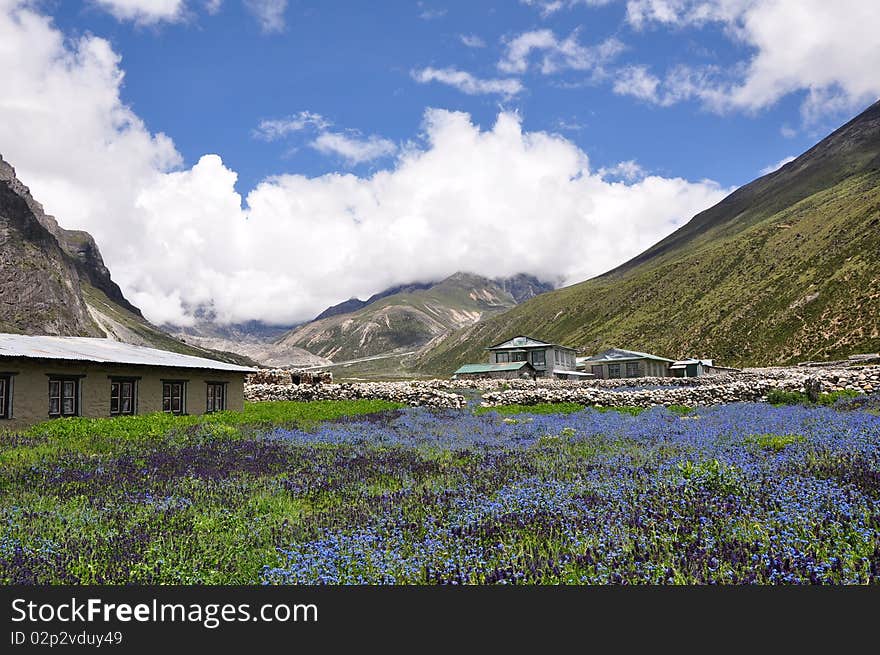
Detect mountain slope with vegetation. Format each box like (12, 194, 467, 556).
(414, 100, 880, 374)
(277, 272, 553, 363)
(0, 153, 254, 366)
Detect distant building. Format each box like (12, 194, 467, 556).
(0, 334, 256, 429)
(453, 361, 537, 380)
(669, 358, 739, 377)
(579, 348, 674, 379)
(467, 335, 592, 380)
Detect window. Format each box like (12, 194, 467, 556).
(110, 379, 137, 416)
(206, 382, 227, 413)
(0, 375, 11, 419)
(531, 350, 546, 366)
(626, 362, 642, 378)
(608, 364, 622, 379)
(510, 352, 527, 362)
(162, 381, 186, 415)
(49, 377, 79, 417)
(496, 352, 509, 363)
(591, 365, 604, 379)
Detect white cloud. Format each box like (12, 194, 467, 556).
(204, 0, 222, 14)
(412, 67, 524, 97)
(460, 34, 486, 48)
(498, 29, 625, 75)
(599, 160, 646, 182)
(243, 0, 286, 33)
(520, 0, 614, 17)
(0, 1, 729, 327)
(759, 155, 795, 176)
(310, 132, 397, 165)
(622, 0, 880, 121)
(90, 0, 188, 24)
(613, 65, 661, 103)
(253, 112, 330, 141)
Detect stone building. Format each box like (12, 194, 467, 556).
(579, 348, 674, 379)
(0, 334, 256, 429)
(455, 335, 591, 380)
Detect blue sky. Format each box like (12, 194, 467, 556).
(2, 1, 878, 326)
(50, 0, 830, 192)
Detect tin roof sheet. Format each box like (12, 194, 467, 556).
(0, 334, 257, 373)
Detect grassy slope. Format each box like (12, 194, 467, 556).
(415, 170, 880, 374)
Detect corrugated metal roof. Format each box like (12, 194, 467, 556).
(454, 362, 533, 374)
(0, 334, 257, 373)
(581, 348, 675, 363)
(487, 335, 576, 351)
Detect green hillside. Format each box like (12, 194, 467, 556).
(414, 101, 880, 375)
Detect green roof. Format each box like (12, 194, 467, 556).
(454, 362, 533, 374)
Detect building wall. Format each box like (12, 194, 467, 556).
(0, 359, 246, 429)
(585, 359, 671, 379)
(491, 346, 577, 377)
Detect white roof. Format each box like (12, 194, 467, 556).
(0, 334, 256, 373)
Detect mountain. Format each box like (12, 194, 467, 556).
(414, 100, 880, 374)
(169, 317, 328, 369)
(276, 272, 554, 364)
(0, 154, 255, 366)
(313, 281, 434, 322)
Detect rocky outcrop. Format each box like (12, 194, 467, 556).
(0, 154, 139, 317)
(0, 157, 101, 336)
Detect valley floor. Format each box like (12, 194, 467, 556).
(2, 397, 879, 584)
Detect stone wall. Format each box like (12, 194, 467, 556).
(244, 365, 880, 410)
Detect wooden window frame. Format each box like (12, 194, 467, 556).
(0, 373, 14, 420)
(205, 381, 228, 413)
(48, 375, 82, 418)
(626, 362, 642, 378)
(530, 349, 546, 366)
(109, 377, 139, 416)
(496, 352, 510, 363)
(162, 380, 188, 415)
(608, 363, 622, 379)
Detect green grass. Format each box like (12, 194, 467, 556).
(766, 389, 862, 406)
(0, 400, 404, 468)
(744, 433, 806, 452)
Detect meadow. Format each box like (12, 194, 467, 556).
(1, 397, 878, 584)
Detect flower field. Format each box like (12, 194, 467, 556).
(1, 399, 879, 584)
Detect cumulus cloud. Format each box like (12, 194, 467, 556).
(498, 29, 625, 75)
(0, 1, 730, 327)
(412, 67, 524, 97)
(759, 155, 795, 176)
(243, 0, 286, 33)
(90, 0, 188, 24)
(310, 132, 397, 165)
(622, 0, 880, 121)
